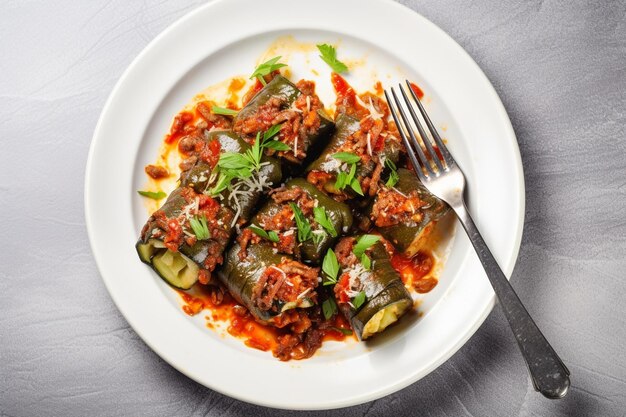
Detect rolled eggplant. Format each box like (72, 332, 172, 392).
(333, 237, 412, 340)
(136, 186, 235, 290)
(306, 114, 402, 199)
(219, 242, 319, 324)
(371, 168, 449, 256)
(179, 130, 282, 222)
(236, 178, 353, 265)
(233, 75, 334, 164)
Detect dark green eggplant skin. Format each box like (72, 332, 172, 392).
(349, 281, 412, 340)
(235, 75, 300, 122)
(234, 75, 335, 165)
(374, 168, 449, 255)
(250, 178, 353, 265)
(218, 243, 291, 322)
(138, 187, 235, 271)
(305, 114, 401, 195)
(178, 130, 282, 221)
(336, 240, 412, 340)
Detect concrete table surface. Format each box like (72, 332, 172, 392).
(2, 1, 625, 416)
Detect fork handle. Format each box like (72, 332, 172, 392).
(453, 202, 570, 399)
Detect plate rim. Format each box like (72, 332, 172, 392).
(85, 0, 525, 409)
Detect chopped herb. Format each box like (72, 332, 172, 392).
(263, 123, 283, 142)
(385, 159, 399, 187)
(350, 177, 364, 196)
(208, 171, 233, 196)
(335, 171, 349, 190)
(211, 105, 238, 116)
(332, 152, 360, 164)
(137, 190, 166, 200)
(322, 297, 338, 320)
(250, 56, 287, 85)
(331, 327, 353, 336)
(189, 215, 211, 240)
(322, 249, 339, 285)
(289, 203, 312, 243)
(352, 291, 367, 309)
(359, 257, 369, 268)
(314, 206, 337, 237)
(353, 234, 381, 258)
(316, 44, 348, 73)
(248, 225, 279, 243)
(263, 140, 291, 151)
(311, 230, 326, 244)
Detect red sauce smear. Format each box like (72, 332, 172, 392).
(391, 251, 438, 293)
(177, 286, 351, 356)
(410, 82, 425, 100)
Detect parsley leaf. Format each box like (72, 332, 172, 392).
(331, 327, 353, 336)
(335, 171, 349, 190)
(211, 105, 238, 116)
(137, 190, 166, 200)
(263, 140, 291, 151)
(250, 56, 287, 85)
(316, 44, 348, 73)
(385, 159, 399, 187)
(352, 291, 367, 309)
(289, 203, 313, 242)
(322, 297, 338, 320)
(332, 152, 360, 164)
(248, 225, 279, 243)
(263, 123, 283, 142)
(314, 206, 337, 237)
(353, 234, 381, 258)
(208, 171, 233, 196)
(361, 253, 372, 270)
(322, 249, 339, 285)
(350, 177, 364, 196)
(189, 215, 211, 240)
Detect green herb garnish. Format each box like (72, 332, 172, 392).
(353, 234, 380, 268)
(322, 297, 338, 320)
(361, 253, 372, 270)
(211, 105, 238, 116)
(189, 215, 211, 240)
(331, 327, 353, 336)
(250, 56, 287, 86)
(314, 206, 337, 237)
(263, 140, 291, 151)
(316, 44, 348, 73)
(322, 249, 340, 286)
(289, 202, 313, 243)
(248, 225, 279, 243)
(385, 159, 399, 187)
(137, 190, 166, 200)
(352, 291, 367, 309)
(332, 152, 360, 164)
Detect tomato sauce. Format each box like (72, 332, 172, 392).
(177, 285, 351, 356)
(391, 250, 438, 293)
(409, 82, 424, 100)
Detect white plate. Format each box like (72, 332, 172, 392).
(85, 0, 524, 410)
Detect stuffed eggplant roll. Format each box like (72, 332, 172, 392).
(136, 186, 235, 290)
(233, 75, 334, 164)
(371, 168, 449, 256)
(178, 130, 282, 222)
(236, 178, 353, 265)
(306, 113, 401, 201)
(333, 236, 412, 340)
(219, 242, 319, 324)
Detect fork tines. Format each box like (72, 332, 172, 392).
(385, 81, 454, 180)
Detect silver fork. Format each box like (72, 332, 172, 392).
(385, 81, 570, 399)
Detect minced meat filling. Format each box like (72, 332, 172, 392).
(252, 259, 319, 313)
(371, 187, 426, 227)
(233, 76, 324, 162)
(236, 186, 317, 259)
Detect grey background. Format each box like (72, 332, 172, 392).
(1, 0, 625, 415)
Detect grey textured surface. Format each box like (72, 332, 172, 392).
(1, 0, 625, 415)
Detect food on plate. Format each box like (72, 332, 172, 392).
(135, 53, 448, 360)
(136, 186, 234, 289)
(369, 168, 449, 256)
(306, 74, 402, 200)
(233, 75, 334, 165)
(331, 235, 413, 340)
(237, 178, 352, 265)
